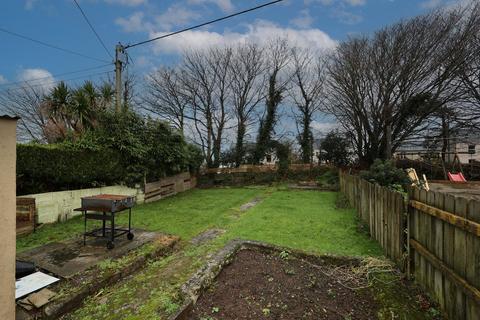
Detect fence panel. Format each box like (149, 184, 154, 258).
(339, 171, 406, 269)
(409, 190, 480, 320)
(144, 172, 195, 203)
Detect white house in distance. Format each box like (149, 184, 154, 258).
(395, 132, 480, 164)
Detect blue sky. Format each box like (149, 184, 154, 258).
(0, 0, 462, 92)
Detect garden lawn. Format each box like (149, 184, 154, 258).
(225, 190, 382, 256)
(18, 187, 381, 256)
(17, 188, 260, 252)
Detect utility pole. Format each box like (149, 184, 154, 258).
(115, 43, 124, 113)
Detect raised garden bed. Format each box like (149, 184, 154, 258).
(173, 241, 442, 320)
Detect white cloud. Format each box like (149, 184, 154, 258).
(290, 9, 314, 28)
(311, 121, 339, 134)
(115, 12, 145, 32)
(154, 5, 201, 31)
(104, 0, 147, 6)
(149, 20, 337, 55)
(17, 68, 55, 92)
(116, 5, 200, 33)
(0, 75, 7, 85)
(188, 0, 235, 12)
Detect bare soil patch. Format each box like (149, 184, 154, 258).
(186, 248, 378, 319)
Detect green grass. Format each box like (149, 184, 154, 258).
(18, 187, 390, 319)
(17, 188, 260, 252)
(18, 188, 380, 256)
(225, 190, 381, 256)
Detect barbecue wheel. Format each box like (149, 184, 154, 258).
(107, 241, 115, 250)
(127, 232, 134, 240)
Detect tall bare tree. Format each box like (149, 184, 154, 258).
(326, 5, 480, 165)
(289, 47, 328, 163)
(143, 67, 189, 134)
(182, 47, 233, 168)
(230, 43, 265, 166)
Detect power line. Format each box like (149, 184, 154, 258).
(0, 64, 112, 88)
(125, 0, 285, 49)
(0, 27, 110, 63)
(72, 0, 113, 60)
(0, 70, 113, 94)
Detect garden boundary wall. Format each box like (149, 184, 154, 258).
(20, 172, 195, 224)
(339, 171, 480, 320)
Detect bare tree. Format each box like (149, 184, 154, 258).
(289, 47, 328, 163)
(0, 85, 50, 142)
(230, 43, 265, 166)
(326, 6, 480, 165)
(143, 67, 189, 133)
(458, 2, 480, 128)
(182, 47, 233, 168)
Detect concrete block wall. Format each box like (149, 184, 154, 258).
(25, 185, 145, 224)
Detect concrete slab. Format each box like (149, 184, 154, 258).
(17, 229, 161, 278)
(190, 229, 226, 245)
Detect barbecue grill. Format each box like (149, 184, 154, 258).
(75, 194, 135, 249)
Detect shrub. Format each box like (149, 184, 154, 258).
(360, 159, 408, 190)
(317, 170, 339, 190)
(17, 111, 204, 194)
(17, 144, 124, 195)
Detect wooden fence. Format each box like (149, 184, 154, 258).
(340, 171, 480, 319)
(16, 197, 36, 235)
(339, 172, 406, 269)
(409, 188, 480, 320)
(144, 172, 196, 203)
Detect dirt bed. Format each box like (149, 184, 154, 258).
(186, 248, 379, 320)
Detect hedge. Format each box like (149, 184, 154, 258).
(17, 144, 125, 195)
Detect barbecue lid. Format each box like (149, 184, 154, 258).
(81, 194, 134, 201)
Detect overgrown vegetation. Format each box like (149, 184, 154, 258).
(360, 159, 409, 191)
(316, 169, 339, 190)
(17, 110, 203, 195)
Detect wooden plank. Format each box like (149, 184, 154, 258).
(443, 194, 457, 320)
(433, 191, 445, 310)
(410, 187, 420, 280)
(369, 182, 374, 238)
(410, 200, 480, 237)
(454, 196, 468, 319)
(418, 189, 428, 292)
(410, 239, 480, 306)
(425, 191, 435, 295)
(466, 200, 480, 319)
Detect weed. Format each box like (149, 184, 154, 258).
(279, 250, 290, 260)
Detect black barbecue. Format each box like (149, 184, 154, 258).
(75, 194, 135, 249)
